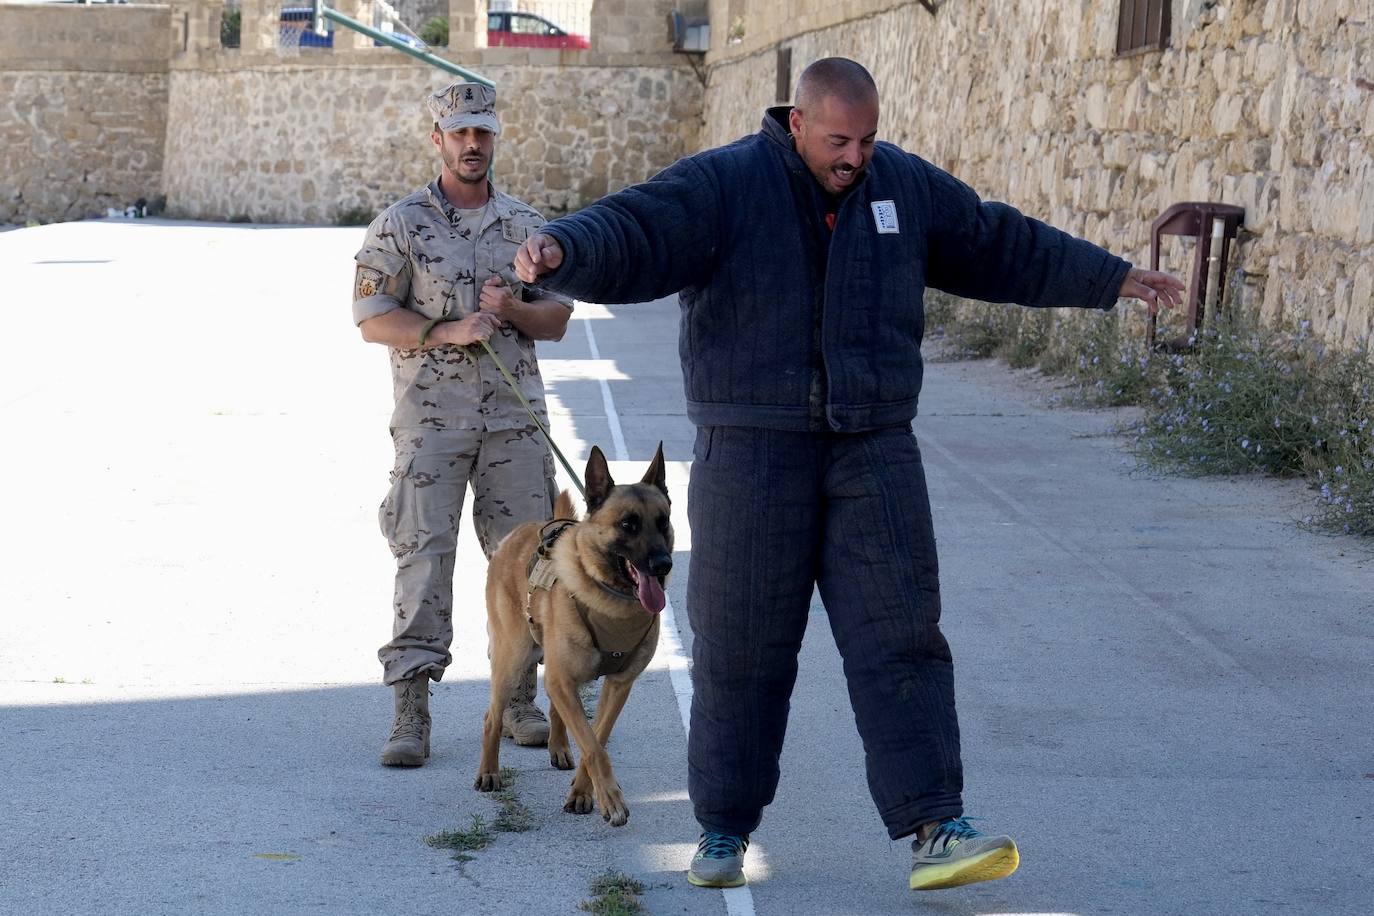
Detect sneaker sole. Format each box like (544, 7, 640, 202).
(687, 871, 746, 889)
(909, 843, 1019, 891)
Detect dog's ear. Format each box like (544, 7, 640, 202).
(584, 445, 614, 514)
(641, 441, 668, 500)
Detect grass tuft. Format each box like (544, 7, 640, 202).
(579, 870, 647, 915)
(491, 766, 533, 833)
(424, 815, 493, 863)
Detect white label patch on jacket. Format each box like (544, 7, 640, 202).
(871, 200, 900, 234)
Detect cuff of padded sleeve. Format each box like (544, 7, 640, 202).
(1092, 258, 1133, 311)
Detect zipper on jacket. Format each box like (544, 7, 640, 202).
(821, 185, 866, 432)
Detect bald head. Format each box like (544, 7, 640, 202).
(794, 57, 878, 113)
(788, 58, 879, 195)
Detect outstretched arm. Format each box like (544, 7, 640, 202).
(923, 160, 1159, 312)
(514, 155, 721, 303)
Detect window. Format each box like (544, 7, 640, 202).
(1116, 0, 1170, 55)
(776, 47, 792, 104)
(510, 13, 558, 36)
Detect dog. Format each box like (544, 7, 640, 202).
(476, 443, 673, 827)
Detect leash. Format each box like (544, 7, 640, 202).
(478, 338, 586, 498)
(416, 266, 586, 497)
(414, 251, 586, 495)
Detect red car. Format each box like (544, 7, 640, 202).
(486, 11, 590, 49)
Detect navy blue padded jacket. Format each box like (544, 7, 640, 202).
(539, 107, 1132, 432)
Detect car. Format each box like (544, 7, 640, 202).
(279, 7, 427, 50)
(486, 10, 590, 50)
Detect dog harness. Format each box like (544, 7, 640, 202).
(525, 520, 657, 677)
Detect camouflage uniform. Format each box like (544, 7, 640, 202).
(354, 177, 572, 686)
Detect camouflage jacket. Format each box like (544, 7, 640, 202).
(353, 179, 572, 431)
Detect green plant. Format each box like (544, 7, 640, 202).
(220, 9, 241, 48)
(491, 767, 533, 833)
(334, 205, 374, 227)
(1046, 311, 1158, 407)
(418, 16, 448, 47)
(424, 814, 493, 862)
(1130, 318, 1373, 535)
(580, 870, 647, 915)
(933, 300, 1020, 359)
(1000, 308, 1052, 368)
(1134, 320, 1326, 477)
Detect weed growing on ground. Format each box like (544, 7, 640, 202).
(1131, 321, 1373, 535)
(579, 870, 647, 916)
(424, 768, 535, 863)
(1133, 320, 1326, 475)
(491, 767, 533, 833)
(424, 815, 493, 863)
(928, 295, 1374, 536)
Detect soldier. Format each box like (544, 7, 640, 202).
(353, 81, 573, 767)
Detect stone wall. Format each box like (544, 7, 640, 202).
(0, 4, 171, 225)
(3, 0, 699, 227)
(163, 0, 698, 224)
(162, 59, 699, 224)
(701, 0, 1374, 350)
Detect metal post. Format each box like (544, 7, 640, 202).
(309, 0, 494, 85)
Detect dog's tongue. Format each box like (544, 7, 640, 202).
(627, 565, 666, 614)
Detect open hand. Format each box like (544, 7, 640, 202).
(1119, 267, 1185, 316)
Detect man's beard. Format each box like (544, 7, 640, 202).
(446, 149, 488, 184)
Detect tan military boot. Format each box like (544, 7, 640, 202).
(380, 673, 431, 766)
(501, 662, 549, 746)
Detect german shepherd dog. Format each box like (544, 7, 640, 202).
(476, 444, 673, 826)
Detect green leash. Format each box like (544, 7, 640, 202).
(416, 263, 587, 497)
(477, 336, 586, 498)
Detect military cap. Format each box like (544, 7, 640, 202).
(426, 82, 500, 136)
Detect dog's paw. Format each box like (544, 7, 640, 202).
(549, 748, 574, 770)
(598, 787, 629, 827)
(474, 772, 503, 792)
(563, 785, 595, 815)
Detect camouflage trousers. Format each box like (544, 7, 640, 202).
(377, 426, 556, 686)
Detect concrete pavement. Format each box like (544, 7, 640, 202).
(1, 220, 1370, 915)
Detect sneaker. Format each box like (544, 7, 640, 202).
(687, 832, 749, 888)
(909, 817, 1019, 891)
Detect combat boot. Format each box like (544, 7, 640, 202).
(501, 661, 549, 746)
(380, 673, 431, 766)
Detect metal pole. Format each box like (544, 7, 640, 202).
(319, 7, 495, 86)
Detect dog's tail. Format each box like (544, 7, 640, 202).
(553, 489, 578, 521)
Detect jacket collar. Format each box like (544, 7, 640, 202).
(761, 106, 804, 173)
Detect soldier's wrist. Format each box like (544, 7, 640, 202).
(418, 317, 445, 347)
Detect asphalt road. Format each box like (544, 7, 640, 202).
(1, 220, 1370, 915)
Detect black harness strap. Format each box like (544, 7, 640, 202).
(524, 519, 657, 677)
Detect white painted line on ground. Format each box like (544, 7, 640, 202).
(581, 317, 628, 464)
(581, 313, 757, 916)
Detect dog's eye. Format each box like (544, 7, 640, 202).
(655, 515, 669, 533)
(619, 514, 639, 534)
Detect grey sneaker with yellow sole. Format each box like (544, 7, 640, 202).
(909, 817, 1019, 890)
(687, 832, 749, 888)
